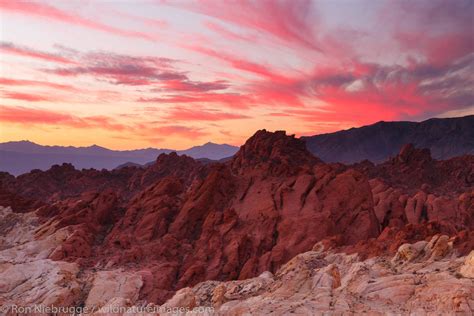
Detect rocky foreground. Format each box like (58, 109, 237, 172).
(0, 207, 472, 314)
(89, 237, 474, 315)
(0, 130, 473, 314)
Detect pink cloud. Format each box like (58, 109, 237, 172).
(397, 32, 473, 66)
(275, 57, 473, 125)
(382, 0, 473, 66)
(0, 77, 78, 91)
(138, 92, 253, 109)
(0, 105, 127, 131)
(151, 125, 208, 139)
(0, 105, 209, 142)
(186, 45, 292, 83)
(0, 1, 157, 41)
(2, 92, 55, 102)
(164, 107, 249, 121)
(180, 0, 321, 50)
(0, 41, 76, 64)
(45, 50, 185, 85)
(1, 0, 473, 144)
(110, 8, 169, 29)
(204, 21, 257, 42)
(0, 105, 74, 124)
(80, 116, 127, 131)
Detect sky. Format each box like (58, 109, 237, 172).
(0, 0, 473, 150)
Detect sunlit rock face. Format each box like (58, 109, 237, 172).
(0, 130, 473, 313)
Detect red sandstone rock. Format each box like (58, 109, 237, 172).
(0, 131, 472, 305)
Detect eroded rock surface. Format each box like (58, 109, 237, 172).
(0, 130, 472, 313)
(159, 236, 473, 315)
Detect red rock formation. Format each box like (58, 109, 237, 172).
(231, 130, 319, 175)
(0, 130, 472, 305)
(356, 143, 474, 194)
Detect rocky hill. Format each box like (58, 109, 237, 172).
(303, 115, 474, 163)
(0, 129, 472, 314)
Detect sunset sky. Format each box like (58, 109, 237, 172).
(1, 0, 473, 150)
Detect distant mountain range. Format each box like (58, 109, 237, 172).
(0, 141, 239, 176)
(302, 115, 474, 163)
(1, 115, 472, 175)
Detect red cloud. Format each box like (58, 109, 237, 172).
(276, 57, 474, 125)
(0, 42, 76, 64)
(0, 1, 157, 42)
(186, 45, 291, 83)
(0, 105, 74, 124)
(0, 77, 78, 91)
(2, 92, 54, 102)
(0, 105, 126, 131)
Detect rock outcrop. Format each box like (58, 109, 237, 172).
(82, 236, 474, 315)
(0, 129, 472, 312)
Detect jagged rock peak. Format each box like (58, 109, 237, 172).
(155, 152, 195, 165)
(50, 162, 77, 172)
(396, 143, 432, 164)
(135, 151, 205, 188)
(147, 152, 202, 175)
(231, 129, 318, 174)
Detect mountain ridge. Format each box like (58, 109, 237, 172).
(302, 115, 474, 163)
(0, 141, 239, 175)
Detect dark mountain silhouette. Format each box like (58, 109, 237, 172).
(0, 141, 238, 176)
(302, 115, 474, 163)
(180, 142, 238, 160)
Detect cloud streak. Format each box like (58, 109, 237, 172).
(0, 41, 76, 64)
(43, 50, 186, 85)
(0, 105, 209, 142)
(181, 0, 321, 50)
(0, 77, 78, 91)
(0, 105, 126, 130)
(163, 107, 249, 121)
(0, 1, 157, 41)
(2, 92, 57, 102)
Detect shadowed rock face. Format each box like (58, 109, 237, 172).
(0, 129, 473, 310)
(303, 115, 474, 163)
(231, 130, 319, 175)
(354, 143, 474, 195)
